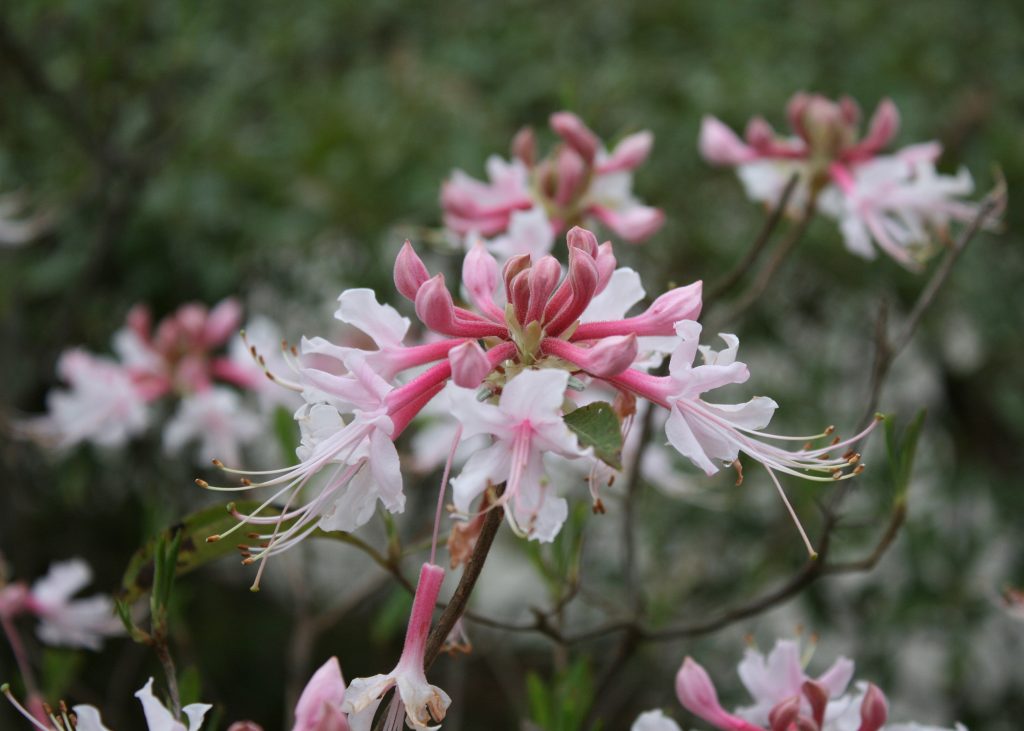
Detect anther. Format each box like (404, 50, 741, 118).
(853, 464, 865, 475)
(592, 499, 606, 514)
(240, 478, 252, 486)
(195, 478, 209, 488)
(846, 453, 861, 465)
(830, 435, 841, 445)
(842, 450, 857, 460)
(206, 534, 221, 543)
(212, 458, 224, 468)
(824, 425, 836, 435)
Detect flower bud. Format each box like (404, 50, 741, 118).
(550, 111, 600, 163)
(857, 98, 900, 156)
(512, 126, 536, 167)
(699, 116, 755, 166)
(526, 255, 562, 325)
(589, 204, 665, 243)
(462, 240, 500, 314)
(395, 240, 431, 301)
(203, 298, 243, 347)
(857, 683, 888, 731)
(449, 341, 492, 388)
(566, 225, 599, 257)
(768, 696, 800, 731)
(598, 130, 654, 174)
(554, 147, 587, 206)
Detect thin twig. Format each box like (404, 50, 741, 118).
(712, 192, 818, 329)
(423, 486, 506, 670)
(859, 191, 1003, 427)
(705, 173, 800, 308)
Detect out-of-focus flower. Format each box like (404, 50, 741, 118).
(293, 657, 349, 731)
(670, 640, 968, 731)
(0, 559, 122, 651)
(700, 94, 993, 268)
(343, 563, 450, 730)
(23, 299, 282, 466)
(443, 112, 663, 253)
(2, 677, 210, 730)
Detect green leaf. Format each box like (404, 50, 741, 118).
(273, 405, 300, 465)
(564, 401, 623, 470)
(119, 500, 277, 604)
(882, 410, 927, 499)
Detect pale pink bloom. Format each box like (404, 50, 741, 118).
(442, 112, 663, 244)
(478, 207, 556, 261)
(23, 559, 123, 650)
(701, 93, 988, 267)
(4, 677, 210, 731)
(30, 350, 150, 450)
(441, 155, 533, 236)
(447, 369, 589, 541)
(631, 709, 683, 731)
(293, 657, 349, 731)
(163, 387, 262, 467)
(818, 146, 984, 269)
(674, 644, 968, 731)
(343, 564, 450, 731)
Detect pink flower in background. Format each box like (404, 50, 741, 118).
(292, 657, 349, 731)
(23, 298, 283, 466)
(699, 93, 991, 268)
(443, 111, 664, 253)
(0, 559, 123, 651)
(664, 640, 968, 731)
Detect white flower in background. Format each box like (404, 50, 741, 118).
(24, 559, 123, 650)
(163, 388, 262, 467)
(631, 709, 683, 731)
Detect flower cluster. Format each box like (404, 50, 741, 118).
(208, 224, 874, 588)
(700, 93, 989, 268)
(635, 638, 967, 731)
(442, 111, 664, 257)
(22, 300, 291, 466)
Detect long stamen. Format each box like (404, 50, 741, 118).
(2, 684, 51, 731)
(431, 424, 462, 566)
(764, 465, 817, 558)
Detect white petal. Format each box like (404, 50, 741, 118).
(135, 678, 184, 731)
(450, 444, 511, 513)
(631, 709, 683, 731)
(335, 288, 410, 349)
(664, 407, 719, 476)
(580, 267, 645, 323)
(72, 705, 113, 731)
(498, 369, 569, 423)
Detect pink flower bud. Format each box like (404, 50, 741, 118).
(542, 334, 638, 378)
(395, 240, 431, 301)
(676, 658, 761, 731)
(699, 116, 756, 166)
(554, 147, 587, 206)
(857, 98, 900, 156)
(415, 274, 459, 334)
(550, 111, 600, 163)
(768, 696, 800, 731)
(786, 91, 813, 139)
(502, 253, 532, 302)
(292, 656, 349, 731)
(594, 242, 617, 295)
(126, 304, 152, 342)
(597, 130, 654, 174)
(857, 683, 888, 731)
(801, 680, 829, 727)
(512, 126, 536, 167)
(744, 116, 777, 150)
(544, 247, 599, 335)
(526, 255, 562, 325)
(448, 341, 492, 388)
(566, 225, 599, 257)
(509, 269, 532, 325)
(176, 303, 208, 341)
(462, 240, 502, 319)
(839, 95, 862, 126)
(203, 298, 243, 347)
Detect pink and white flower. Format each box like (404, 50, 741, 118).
(214, 224, 870, 574)
(0, 559, 123, 651)
(700, 93, 990, 268)
(670, 640, 968, 731)
(292, 657, 350, 731)
(2, 677, 210, 731)
(342, 563, 450, 731)
(443, 112, 664, 247)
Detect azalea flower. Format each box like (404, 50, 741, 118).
(699, 93, 990, 268)
(292, 657, 350, 731)
(668, 640, 968, 731)
(23, 299, 281, 466)
(447, 369, 590, 541)
(443, 111, 663, 248)
(343, 563, 450, 730)
(2, 677, 210, 731)
(0, 559, 122, 651)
